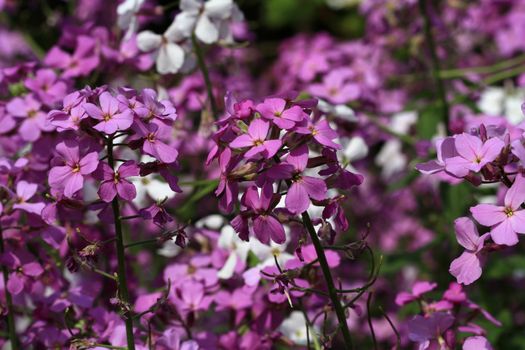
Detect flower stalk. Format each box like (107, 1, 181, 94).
(192, 33, 219, 119)
(0, 225, 19, 350)
(107, 136, 136, 350)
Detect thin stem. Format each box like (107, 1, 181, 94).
(125, 238, 158, 249)
(367, 292, 378, 350)
(0, 226, 19, 350)
(378, 306, 401, 349)
(301, 212, 353, 349)
(107, 136, 136, 350)
(191, 33, 219, 119)
(418, 0, 450, 134)
(439, 53, 525, 78)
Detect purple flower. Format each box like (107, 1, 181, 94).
(215, 148, 239, 213)
(308, 69, 360, 104)
(471, 174, 525, 246)
(243, 184, 285, 244)
(6, 94, 52, 141)
(269, 144, 327, 214)
(44, 36, 99, 78)
(449, 217, 489, 285)
(133, 122, 178, 164)
(445, 133, 504, 177)
(83, 91, 134, 134)
(256, 98, 306, 129)
(295, 119, 341, 149)
(24, 69, 67, 105)
(416, 136, 457, 174)
(48, 140, 99, 198)
(13, 181, 45, 215)
(395, 281, 437, 306)
(1, 251, 44, 295)
(230, 119, 282, 159)
(97, 161, 140, 202)
(407, 312, 454, 350)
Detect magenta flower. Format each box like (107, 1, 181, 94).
(395, 281, 437, 306)
(97, 161, 140, 202)
(1, 251, 44, 295)
(295, 119, 341, 149)
(463, 336, 493, 350)
(215, 148, 239, 213)
(83, 91, 134, 134)
(13, 181, 45, 215)
(6, 94, 52, 141)
(44, 36, 99, 78)
(256, 98, 306, 129)
(308, 69, 360, 104)
(133, 122, 178, 164)
(471, 174, 525, 246)
(406, 312, 454, 350)
(269, 144, 327, 214)
(243, 184, 285, 244)
(416, 136, 457, 174)
(230, 119, 282, 159)
(444, 133, 504, 177)
(48, 140, 99, 198)
(24, 68, 67, 105)
(449, 217, 489, 285)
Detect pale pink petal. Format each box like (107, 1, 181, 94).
(286, 144, 309, 172)
(262, 139, 282, 158)
(455, 133, 482, 161)
(63, 172, 84, 198)
(449, 251, 482, 285)
(230, 134, 253, 148)
(454, 217, 480, 251)
(445, 156, 473, 177)
(509, 210, 525, 234)
(504, 174, 525, 209)
(490, 219, 519, 246)
(480, 137, 504, 163)
(248, 119, 269, 140)
(471, 204, 506, 227)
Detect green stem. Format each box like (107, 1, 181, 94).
(107, 136, 136, 350)
(418, 0, 450, 135)
(483, 65, 525, 85)
(439, 53, 525, 78)
(301, 212, 353, 349)
(0, 226, 19, 350)
(125, 238, 158, 249)
(191, 33, 219, 119)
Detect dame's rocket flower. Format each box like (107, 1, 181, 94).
(445, 133, 504, 177)
(449, 217, 489, 285)
(83, 91, 134, 134)
(229, 119, 282, 159)
(13, 181, 45, 215)
(471, 174, 525, 246)
(256, 98, 306, 129)
(269, 144, 327, 214)
(48, 140, 99, 198)
(6, 94, 52, 142)
(97, 161, 140, 202)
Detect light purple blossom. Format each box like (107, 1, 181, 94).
(230, 119, 282, 159)
(97, 161, 140, 202)
(83, 91, 134, 134)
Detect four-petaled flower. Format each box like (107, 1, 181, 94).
(97, 161, 140, 202)
(230, 119, 282, 159)
(83, 91, 134, 134)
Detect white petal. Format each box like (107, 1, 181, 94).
(204, 0, 233, 19)
(136, 31, 162, 52)
(145, 178, 176, 201)
(180, 0, 202, 12)
(156, 43, 185, 74)
(165, 17, 189, 42)
(217, 253, 237, 279)
(195, 15, 219, 44)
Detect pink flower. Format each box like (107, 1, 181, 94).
(13, 181, 45, 215)
(269, 144, 326, 214)
(471, 174, 525, 246)
(230, 119, 282, 159)
(416, 136, 457, 174)
(44, 36, 99, 78)
(48, 140, 99, 198)
(97, 161, 140, 202)
(243, 184, 285, 244)
(6, 94, 52, 141)
(463, 336, 493, 350)
(308, 69, 360, 104)
(295, 119, 341, 149)
(133, 122, 178, 164)
(1, 251, 44, 295)
(83, 91, 134, 134)
(449, 217, 489, 285)
(444, 133, 504, 177)
(256, 98, 306, 129)
(406, 312, 454, 350)
(395, 281, 437, 306)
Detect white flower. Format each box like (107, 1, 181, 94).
(117, 0, 145, 40)
(137, 22, 186, 74)
(375, 111, 417, 178)
(318, 99, 358, 122)
(279, 311, 317, 346)
(477, 86, 525, 125)
(217, 225, 250, 279)
(174, 0, 243, 44)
